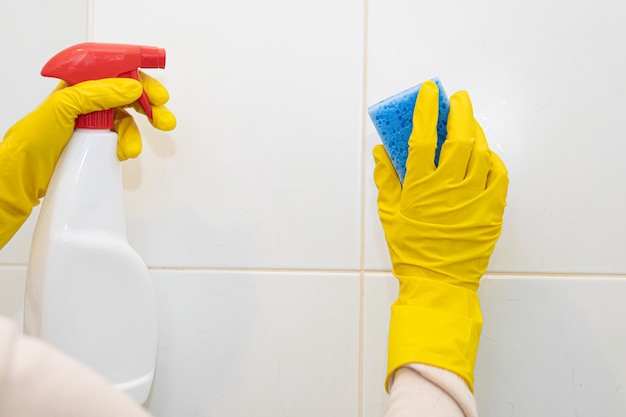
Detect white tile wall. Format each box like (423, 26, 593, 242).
(147, 270, 360, 417)
(0, 266, 26, 325)
(0, 0, 87, 264)
(362, 274, 396, 417)
(91, 0, 365, 270)
(362, 275, 626, 416)
(365, 0, 626, 274)
(2, 0, 626, 416)
(475, 276, 626, 416)
(0, 268, 360, 417)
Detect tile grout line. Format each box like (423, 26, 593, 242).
(5, 263, 626, 278)
(5, 264, 626, 279)
(86, 0, 94, 41)
(358, 0, 370, 415)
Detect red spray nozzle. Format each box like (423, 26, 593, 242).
(41, 42, 166, 128)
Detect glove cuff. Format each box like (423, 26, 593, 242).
(386, 278, 482, 392)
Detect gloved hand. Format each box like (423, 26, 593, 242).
(114, 70, 176, 160)
(0, 72, 176, 249)
(373, 80, 508, 392)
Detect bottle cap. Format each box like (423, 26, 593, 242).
(75, 109, 115, 129)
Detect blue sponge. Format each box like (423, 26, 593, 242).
(368, 78, 450, 183)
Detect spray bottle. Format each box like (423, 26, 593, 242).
(24, 42, 166, 404)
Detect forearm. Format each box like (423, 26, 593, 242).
(385, 364, 478, 417)
(0, 131, 59, 249)
(384, 280, 482, 417)
(0, 317, 153, 417)
(387, 278, 483, 391)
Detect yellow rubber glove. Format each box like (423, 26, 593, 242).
(373, 80, 508, 392)
(116, 70, 176, 160)
(0, 72, 176, 250)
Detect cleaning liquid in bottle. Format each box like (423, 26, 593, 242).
(24, 42, 167, 404)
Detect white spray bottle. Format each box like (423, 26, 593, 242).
(24, 42, 166, 404)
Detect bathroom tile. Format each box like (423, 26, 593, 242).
(91, 0, 364, 270)
(0, 266, 26, 325)
(362, 274, 626, 416)
(365, 0, 626, 274)
(476, 275, 626, 416)
(0, 1, 87, 264)
(362, 273, 396, 417)
(0, 206, 40, 265)
(147, 270, 360, 417)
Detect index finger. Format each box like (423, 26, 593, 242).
(138, 70, 170, 107)
(132, 71, 177, 131)
(404, 80, 439, 182)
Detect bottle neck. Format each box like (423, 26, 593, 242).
(46, 129, 127, 236)
(76, 109, 115, 129)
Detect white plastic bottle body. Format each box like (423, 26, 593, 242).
(24, 129, 158, 404)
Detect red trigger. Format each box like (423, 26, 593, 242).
(119, 69, 153, 120)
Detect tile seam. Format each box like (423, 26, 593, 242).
(86, 0, 94, 41)
(5, 264, 626, 278)
(358, 0, 370, 415)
